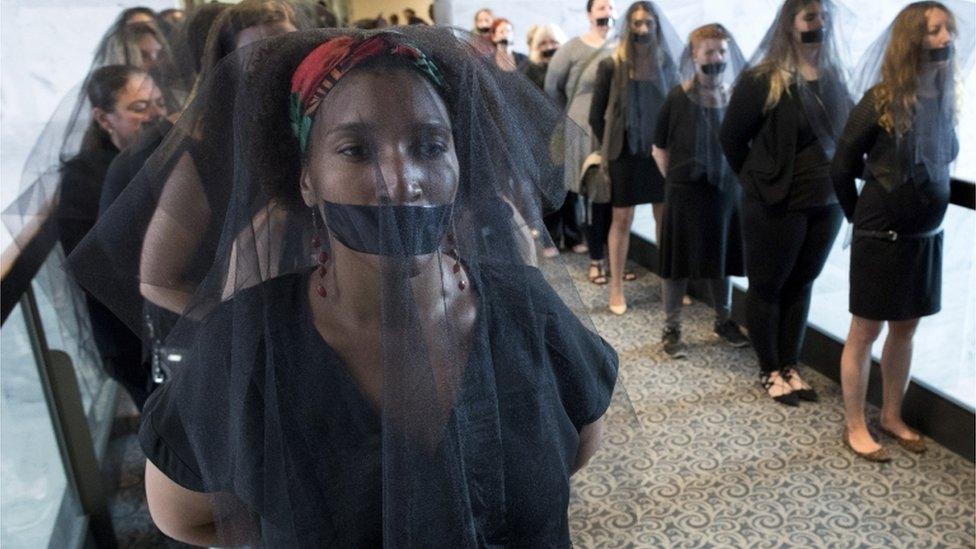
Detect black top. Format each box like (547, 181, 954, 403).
(58, 145, 119, 255)
(140, 263, 618, 547)
(720, 70, 836, 209)
(653, 85, 726, 187)
(831, 89, 953, 232)
(521, 61, 548, 91)
(100, 118, 174, 216)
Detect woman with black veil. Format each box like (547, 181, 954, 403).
(67, 27, 618, 546)
(59, 66, 168, 409)
(832, 1, 973, 461)
(651, 23, 749, 358)
(720, 0, 853, 406)
(589, 0, 681, 314)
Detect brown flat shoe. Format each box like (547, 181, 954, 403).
(842, 428, 891, 463)
(879, 426, 927, 454)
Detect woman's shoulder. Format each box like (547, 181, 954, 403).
(203, 272, 307, 328)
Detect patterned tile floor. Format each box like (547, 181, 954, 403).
(105, 254, 975, 548)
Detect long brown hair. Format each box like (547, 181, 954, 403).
(615, 1, 666, 66)
(873, 1, 957, 134)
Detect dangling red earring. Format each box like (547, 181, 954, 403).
(446, 233, 466, 291)
(315, 250, 329, 297)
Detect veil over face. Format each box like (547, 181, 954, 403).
(66, 27, 618, 546)
(745, 0, 856, 158)
(849, 0, 974, 186)
(673, 24, 748, 191)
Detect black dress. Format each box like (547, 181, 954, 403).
(590, 58, 666, 207)
(831, 90, 951, 320)
(140, 263, 618, 547)
(654, 86, 744, 279)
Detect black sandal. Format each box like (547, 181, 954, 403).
(760, 372, 799, 407)
(588, 263, 608, 285)
(781, 367, 818, 402)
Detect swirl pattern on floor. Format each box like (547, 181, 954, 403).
(563, 253, 975, 548)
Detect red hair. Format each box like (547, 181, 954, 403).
(490, 18, 512, 35)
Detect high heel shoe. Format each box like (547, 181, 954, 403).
(842, 428, 891, 463)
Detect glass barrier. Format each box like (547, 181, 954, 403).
(32, 252, 115, 451)
(0, 301, 84, 548)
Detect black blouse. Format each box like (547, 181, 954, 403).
(140, 262, 618, 547)
(720, 70, 837, 209)
(831, 89, 953, 232)
(58, 146, 118, 255)
(521, 61, 548, 91)
(653, 85, 727, 187)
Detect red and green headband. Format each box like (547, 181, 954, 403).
(290, 34, 445, 153)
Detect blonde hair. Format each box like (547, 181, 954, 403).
(528, 24, 568, 63)
(754, 0, 823, 112)
(874, 1, 957, 134)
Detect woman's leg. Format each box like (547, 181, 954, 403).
(777, 206, 843, 393)
(778, 206, 843, 366)
(841, 315, 884, 453)
(741, 200, 805, 376)
(879, 318, 922, 440)
(608, 205, 635, 310)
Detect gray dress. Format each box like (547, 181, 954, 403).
(544, 37, 610, 194)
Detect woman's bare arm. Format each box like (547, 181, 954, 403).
(145, 459, 218, 546)
(651, 145, 668, 178)
(571, 416, 605, 475)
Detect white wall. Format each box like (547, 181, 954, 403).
(0, 1, 177, 249)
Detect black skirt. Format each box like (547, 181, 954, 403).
(848, 178, 948, 321)
(659, 181, 745, 279)
(850, 232, 942, 321)
(608, 136, 664, 207)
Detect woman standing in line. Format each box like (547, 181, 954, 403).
(720, 0, 853, 405)
(652, 23, 749, 357)
(833, 1, 971, 461)
(589, 0, 680, 314)
(545, 0, 617, 284)
(490, 18, 528, 71)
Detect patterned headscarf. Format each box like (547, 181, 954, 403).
(290, 33, 445, 153)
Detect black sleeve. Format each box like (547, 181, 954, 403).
(536, 272, 619, 430)
(653, 87, 677, 149)
(138, 304, 233, 493)
(589, 57, 614, 146)
(57, 162, 98, 256)
(830, 92, 880, 221)
(139, 379, 208, 492)
(720, 71, 770, 174)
